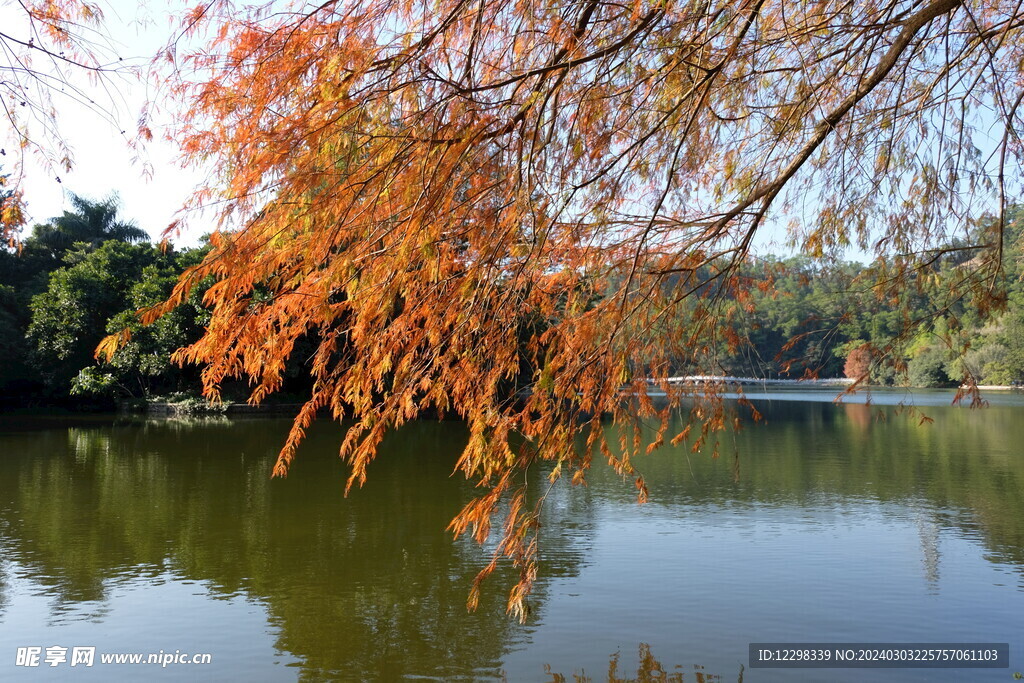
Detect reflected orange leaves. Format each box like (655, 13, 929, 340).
(539, 643, 741, 683)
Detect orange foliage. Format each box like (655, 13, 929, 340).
(107, 0, 1023, 618)
(844, 344, 874, 382)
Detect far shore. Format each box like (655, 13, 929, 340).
(655, 376, 1022, 391)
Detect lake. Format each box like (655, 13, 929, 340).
(1, 389, 1023, 681)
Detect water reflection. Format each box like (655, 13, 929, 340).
(600, 400, 1024, 578)
(541, 643, 742, 682)
(0, 419, 595, 679)
(0, 397, 1023, 680)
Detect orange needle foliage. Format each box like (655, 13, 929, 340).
(115, 0, 1021, 618)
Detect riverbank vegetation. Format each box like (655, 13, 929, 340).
(2, 193, 1022, 411)
(0, 194, 208, 409)
(725, 208, 1024, 388)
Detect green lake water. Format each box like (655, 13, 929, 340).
(1, 389, 1023, 681)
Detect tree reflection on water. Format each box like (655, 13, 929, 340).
(539, 643, 743, 682)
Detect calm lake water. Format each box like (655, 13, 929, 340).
(1, 389, 1023, 681)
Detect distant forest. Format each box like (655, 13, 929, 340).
(718, 207, 1024, 388)
(2, 193, 1023, 411)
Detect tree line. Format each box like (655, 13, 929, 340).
(718, 206, 1024, 388)
(2, 191, 1021, 411)
(0, 193, 208, 409)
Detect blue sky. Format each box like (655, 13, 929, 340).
(6, 0, 1012, 263)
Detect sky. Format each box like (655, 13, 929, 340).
(4, 0, 206, 244)
(0, 0, 876, 259)
(4, 0, 811, 258)
(0, 0, 877, 262)
(5, 1, 1012, 261)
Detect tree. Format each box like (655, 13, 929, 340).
(907, 343, 955, 388)
(0, 170, 20, 229)
(115, 0, 1024, 618)
(29, 193, 148, 259)
(72, 245, 210, 401)
(1, 188, 210, 404)
(77, 240, 213, 400)
(29, 239, 164, 396)
(0, 192, 156, 401)
(844, 344, 874, 382)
